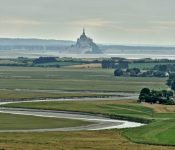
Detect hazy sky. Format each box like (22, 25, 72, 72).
(0, 0, 175, 45)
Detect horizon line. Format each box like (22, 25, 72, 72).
(0, 36, 175, 47)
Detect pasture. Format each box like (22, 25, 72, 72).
(0, 66, 174, 149)
(4, 100, 175, 146)
(0, 67, 167, 92)
(0, 113, 90, 130)
(0, 130, 174, 150)
(0, 89, 114, 100)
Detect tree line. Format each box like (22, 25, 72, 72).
(139, 88, 174, 105)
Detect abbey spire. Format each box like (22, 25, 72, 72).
(83, 28, 85, 35)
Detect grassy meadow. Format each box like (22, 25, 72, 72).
(0, 67, 167, 92)
(4, 100, 175, 146)
(123, 119, 175, 146)
(3, 100, 156, 119)
(0, 89, 115, 100)
(0, 130, 175, 150)
(0, 66, 174, 149)
(0, 113, 90, 130)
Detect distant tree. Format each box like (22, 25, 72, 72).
(140, 88, 151, 95)
(33, 57, 58, 64)
(126, 68, 141, 76)
(167, 73, 175, 91)
(167, 91, 174, 97)
(139, 88, 174, 105)
(139, 88, 151, 102)
(141, 70, 153, 77)
(114, 69, 123, 76)
(171, 81, 175, 91)
(153, 71, 168, 77)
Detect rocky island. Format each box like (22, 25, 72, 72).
(67, 29, 102, 54)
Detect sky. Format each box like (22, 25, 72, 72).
(0, 0, 175, 45)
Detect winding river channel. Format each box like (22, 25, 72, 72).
(0, 94, 145, 132)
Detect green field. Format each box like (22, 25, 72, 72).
(0, 113, 90, 130)
(129, 62, 175, 70)
(0, 130, 174, 150)
(0, 90, 114, 100)
(0, 66, 174, 149)
(33, 61, 86, 67)
(5, 100, 175, 121)
(0, 67, 167, 92)
(3, 100, 156, 119)
(123, 119, 175, 146)
(4, 100, 175, 146)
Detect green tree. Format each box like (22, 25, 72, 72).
(171, 81, 175, 91)
(139, 88, 151, 102)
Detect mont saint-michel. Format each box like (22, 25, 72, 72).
(67, 29, 101, 54)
